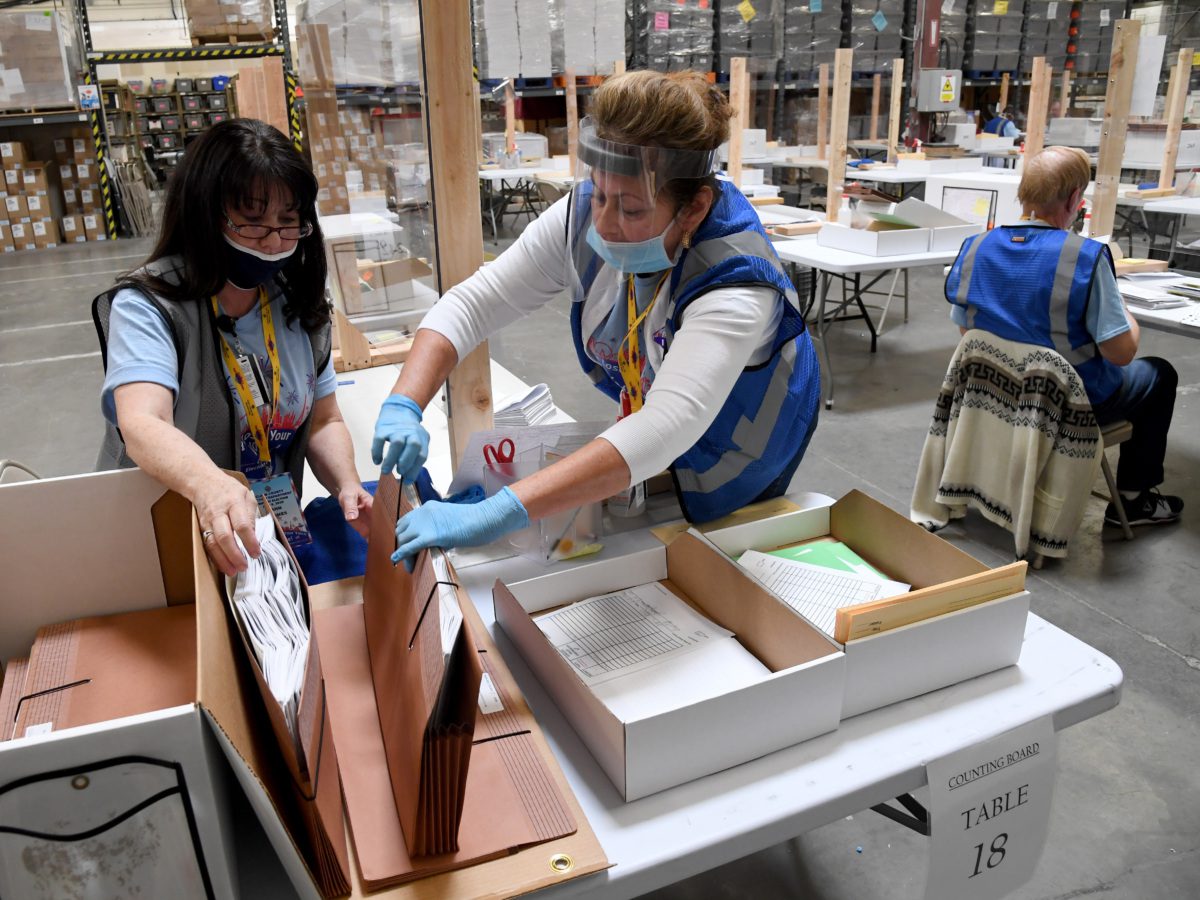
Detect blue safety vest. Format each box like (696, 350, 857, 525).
(567, 180, 821, 522)
(944, 225, 1123, 405)
(983, 116, 1007, 135)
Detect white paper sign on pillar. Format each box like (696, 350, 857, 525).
(1130, 35, 1167, 117)
(925, 716, 1057, 900)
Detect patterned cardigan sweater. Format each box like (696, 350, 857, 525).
(911, 330, 1104, 559)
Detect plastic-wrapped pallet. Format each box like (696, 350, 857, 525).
(1075, 1, 1124, 74)
(552, 0, 626, 76)
(298, 0, 421, 86)
(849, 0, 903, 74)
(636, 0, 715, 74)
(474, 0, 553, 78)
(0, 10, 81, 112)
(780, 0, 842, 76)
(1025, 0, 1069, 68)
(187, 0, 274, 42)
(970, 0, 1023, 73)
(715, 0, 782, 76)
(938, 0, 967, 71)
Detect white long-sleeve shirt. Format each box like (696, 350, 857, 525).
(419, 195, 784, 484)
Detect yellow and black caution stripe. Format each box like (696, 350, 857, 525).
(285, 69, 303, 153)
(89, 45, 284, 64)
(83, 68, 118, 239)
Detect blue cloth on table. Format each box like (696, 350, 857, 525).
(292, 469, 485, 585)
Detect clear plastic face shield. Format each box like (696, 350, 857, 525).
(569, 117, 718, 295)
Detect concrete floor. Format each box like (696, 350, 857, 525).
(2, 219, 1198, 899)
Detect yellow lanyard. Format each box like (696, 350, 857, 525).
(210, 287, 280, 465)
(616, 272, 670, 413)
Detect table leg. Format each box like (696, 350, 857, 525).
(815, 271, 836, 410)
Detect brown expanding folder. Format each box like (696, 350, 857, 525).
(314, 473, 580, 891)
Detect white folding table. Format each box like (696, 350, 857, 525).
(1144, 196, 1200, 265)
(773, 236, 959, 408)
(844, 167, 928, 200)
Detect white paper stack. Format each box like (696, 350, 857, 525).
(494, 382, 556, 426)
(1117, 273, 1194, 310)
(228, 516, 310, 747)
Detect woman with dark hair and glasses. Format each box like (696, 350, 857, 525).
(94, 118, 371, 576)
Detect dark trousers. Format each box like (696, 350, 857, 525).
(1091, 357, 1178, 492)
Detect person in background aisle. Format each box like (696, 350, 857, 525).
(372, 70, 821, 568)
(944, 145, 1182, 525)
(94, 118, 372, 575)
(982, 104, 1020, 139)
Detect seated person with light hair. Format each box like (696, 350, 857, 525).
(943, 145, 1182, 526)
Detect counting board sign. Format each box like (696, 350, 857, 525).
(925, 717, 1057, 900)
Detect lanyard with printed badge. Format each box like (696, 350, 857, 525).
(210, 287, 280, 465)
(616, 271, 670, 414)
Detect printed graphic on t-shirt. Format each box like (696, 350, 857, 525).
(228, 352, 315, 481)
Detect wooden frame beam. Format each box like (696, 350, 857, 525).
(1159, 48, 1194, 192)
(565, 66, 579, 178)
(999, 72, 1010, 114)
(887, 57, 903, 164)
(817, 63, 830, 159)
(869, 73, 882, 143)
(1058, 69, 1071, 116)
(728, 57, 748, 186)
(419, 0, 492, 468)
(1091, 20, 1142, 239)
(1023, 58, 1051, 165)
(504, 80, 516, 155)
(825, 49, 853, 224)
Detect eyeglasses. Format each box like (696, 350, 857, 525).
(224, 214, 313, 241)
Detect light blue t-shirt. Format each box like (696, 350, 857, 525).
(949, 230, 1131, 345)
(102, 287, 337, 480)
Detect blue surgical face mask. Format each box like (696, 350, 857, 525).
(222, 234, 296, 290)
(586, 220, 676, 274)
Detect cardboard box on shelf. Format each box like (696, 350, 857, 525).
(82, 213, 106, 240)
(58, 163, 75, 183)
(9, 220, 34, 250)
(493, 531, 847, 801)
(79, 188, 99, 210)
(31, 218, 57, 248)
(0, 221, 13, 252)
(22, 164, 51, 195)
(25, 194, 49, 217)
(61, 214, 85, 242)
(62, 188, 78, 210)
(702, 491, 1029, 719)
(3, 169, 20, 191)
(4, 194, 29, 219)
(75, 163, 93, 183)
(0, 141, 28, 165)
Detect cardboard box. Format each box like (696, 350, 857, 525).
(75, 162, 93, 183)
(9, 220, 34, 250)
(83, 213, 106, 240)
(22, 165, 50, 195)
(2, 169, 18, 191)
(925, 170, 1025, 227)
(817, 220, 931, 257)
(0, 469, 292, 900)
(62, 187, 78, 210)
(0, 10, 78, 111)
(703, 491, 1029, 719)
(31, 217, 57, 248)
(892, 197, 983, 253)
(4, 194, 29, 219)
(0, 220, 13, 252)
(58, 163, 75, 183)
(895, 156, 984, 174)
(61, 214, 85, 242)
(25, 193, 49, 217)
(493, 532, 846, 801)
(0, 141, 27, 164)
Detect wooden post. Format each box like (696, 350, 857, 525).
(999, 72, 1010, 114)
(473, 77, 484, 164)
(728, 57, 748, 187)
(825, 49, 853, 224)
(1058, 69, 1071, 116)
(887, 57, 903, 164)
(613, 59, 625, 76)
(504, 80, 516, 154)
(1159, 49, 1194, 192)
(1022, 58, 1051, 165)
(869, 73, 882, 142)
(419, 0, 492, 467)
(1091, 20, 1142, 239)
(817, 63, 829, 159)
(739, 60, 752, 131)
(565, 67, 579, 178)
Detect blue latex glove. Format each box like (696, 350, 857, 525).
(372, 394, 430, 483)
(391, 486, 529, 571)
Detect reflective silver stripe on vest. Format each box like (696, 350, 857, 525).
(674, 339, 797, 496)
(955, 235, 985, 329)
(1049, 233, 1093, 366)
(676, 229, 800, 303)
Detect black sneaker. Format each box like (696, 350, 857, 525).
(1105, 489, 1184, 526)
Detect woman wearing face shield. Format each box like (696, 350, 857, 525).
(373, 71, 821, 568)
(94, 119, 372, 576)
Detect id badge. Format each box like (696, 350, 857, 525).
(238, 353, 268, 409)
(251, 473, 312, 547)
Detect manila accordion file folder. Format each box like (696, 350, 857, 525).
(222, 513, 351, 899)
(314, 473, 579, 890)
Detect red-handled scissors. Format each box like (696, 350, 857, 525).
(483, 438, 516, 473)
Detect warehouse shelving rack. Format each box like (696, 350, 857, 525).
(74, 0, 301, 239)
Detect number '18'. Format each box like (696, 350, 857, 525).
(970, 833, 1008, 877)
